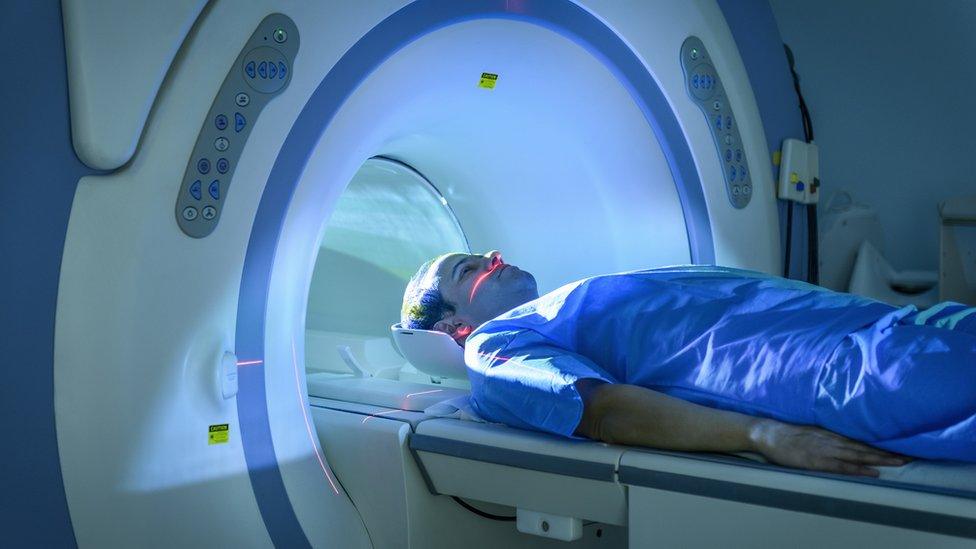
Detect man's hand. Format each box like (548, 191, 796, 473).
(575, 382, 914, 478)
(749, 419, 913, 477)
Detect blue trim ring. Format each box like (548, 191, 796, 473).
(235, 1, 714, 546)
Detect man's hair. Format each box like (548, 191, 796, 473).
(400, 256, 456, 330)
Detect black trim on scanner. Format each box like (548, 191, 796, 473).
(619, 466, 976, 540)
(409, 434, 616, 482)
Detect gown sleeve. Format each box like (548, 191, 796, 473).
(465, 329, 615, 438)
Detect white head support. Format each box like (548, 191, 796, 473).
(390, 323, 468, 379)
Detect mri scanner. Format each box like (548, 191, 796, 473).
(4, 0, 976, 547)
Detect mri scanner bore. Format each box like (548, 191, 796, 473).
(11, 0, 976, 547)
(304, 157, 469, 381)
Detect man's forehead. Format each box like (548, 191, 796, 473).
(433, 253, 468, 280)
(424, 253, 468, 283)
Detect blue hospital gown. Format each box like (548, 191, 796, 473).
(464, 266, 976, 462)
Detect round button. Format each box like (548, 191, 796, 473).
(712, 100, 722, 111)
(273, 28, 287, 43)
(216, 158, 229, 174)
(725, 149, 733, 162)
(724, 134, 733, 146)
(735, 149, 743, 162)
(202, 206, 217, 220)
(214, 114, 228, 130)
(197, 158, 211, 174)
(235, 92, 250, 107)
(690, 48, 699, 60)
(214, 137, 229, 152)
(743, 185, 752, 195)
(242, 47, 288, 94)
(725, 116, 733, 130)
(732, 185, 741, 196)
(182, 206, 198, 221)
(730, 166, 738, 180)
(740, 166, 748, 180)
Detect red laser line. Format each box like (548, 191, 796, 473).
(361, 409, 401, 424)
(400, 388, 445, 410)
(404, 389, 443, 399)
(291, 339, 340, 495)
(468, 258, 505, 303)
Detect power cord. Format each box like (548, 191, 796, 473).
(784, 45, 814, 143)
(784, 201, 794, 278)
(784, 44, 820, 284)
(451, 496, 516, 522)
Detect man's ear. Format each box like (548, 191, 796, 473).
(432, 318, 474, 346)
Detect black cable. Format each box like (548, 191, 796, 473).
(784, 201, 794, 278)
(784, 45, 814, 143)
(807, 202, 820, 284)
(784, 44, 819, 284)
(451, 496, 516, 522)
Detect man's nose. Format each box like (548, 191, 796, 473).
(485, 251, 502, 267)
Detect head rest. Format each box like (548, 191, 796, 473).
(390, 323, 467, 379)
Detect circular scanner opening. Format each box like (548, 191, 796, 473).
(304, 157, 469, 389)
(248, 15, 717, 544)
(287, 18, 694, 400)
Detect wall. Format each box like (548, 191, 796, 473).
(0, 1, 96, 545)
(769, 0, 976, 271)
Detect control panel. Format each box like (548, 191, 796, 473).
(175, 14, 299, 238)
(680, 37, 752, 209)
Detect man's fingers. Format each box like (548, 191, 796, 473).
(845, 441, 901, 457)
(827, 459, 880, 478)
(831, 447, 908, 467)
(828, 436, 911, 461)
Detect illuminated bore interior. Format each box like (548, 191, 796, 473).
(297, 19, 698, 393)
(305, 157, 470, 384)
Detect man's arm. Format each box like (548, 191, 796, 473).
(574, 380, 911, 476)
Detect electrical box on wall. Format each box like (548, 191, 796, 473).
(777, 138, 820, 204)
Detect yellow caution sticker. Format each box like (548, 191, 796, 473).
(478, 72, 498, 89)
(772, 150, 782, 166)
(208, 424, 230, 445)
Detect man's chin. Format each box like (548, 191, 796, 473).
(515, 271, 539, 299)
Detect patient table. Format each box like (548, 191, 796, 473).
(309, 375, 976, 547)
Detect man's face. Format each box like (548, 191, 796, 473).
(432, 250, 538, 343)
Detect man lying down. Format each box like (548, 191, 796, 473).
(401, 251, 976, 477)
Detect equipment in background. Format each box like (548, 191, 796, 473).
(820, 191, 939, 307)
(848, 241, 939, 308)
(939, 195, 976, 305)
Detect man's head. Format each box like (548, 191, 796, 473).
(401, 250, 538, 345)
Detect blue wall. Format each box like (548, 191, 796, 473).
(0, 1, 88, 545)
(770, 0, 976, 272)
